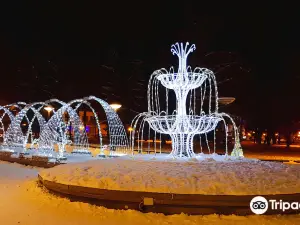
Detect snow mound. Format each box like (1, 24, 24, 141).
(40, 154, 300, 195)
(2, 161, 300, 224)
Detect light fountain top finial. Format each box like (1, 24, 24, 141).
(156, 42, 205, 92)
(171, 42, 196, 73)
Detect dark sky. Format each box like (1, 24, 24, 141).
(0, 2, 299, 127)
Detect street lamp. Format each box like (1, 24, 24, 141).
(128, 127, 134, 132)
(218, 97, 235, 105)
(128, 126, 134, 136)
(110, 103, 122, 112)
(128, 126, 134, 146)
(44, 105, 54, 119)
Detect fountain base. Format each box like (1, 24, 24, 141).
(38, 155, 300, 215)
(170, 134, 195, 157)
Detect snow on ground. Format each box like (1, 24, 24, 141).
(0, 161, 39, 182)
(1, 161, 300, 224)
(40, 154, 300, 195)
(0, 146, 126, 164)
(246, 153, 300, 161)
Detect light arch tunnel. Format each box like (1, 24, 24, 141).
(0, 96, 128, 155)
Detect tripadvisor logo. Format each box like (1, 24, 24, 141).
(250, 196, 300, 215)
(250, 196, 268, 214)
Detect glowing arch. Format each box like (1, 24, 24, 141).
(66, 98, 102, 147)
(2, 96, 128, 157)
(37, 96, 129, 156)
(3, 102, 30, 129)
(87, 96, 128, 148)
(5, 102, 46, 147)
(0, 106, 16, 145)
(38, 103, 88, 158)
(5, 99, 66, 148)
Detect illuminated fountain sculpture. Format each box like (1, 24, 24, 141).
(131, 42, 243, 158)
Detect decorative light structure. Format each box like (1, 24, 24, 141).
(130, 42, 243, 158)
(0, 96, 128, 158)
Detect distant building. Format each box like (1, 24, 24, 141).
(77, 111, 108, 139)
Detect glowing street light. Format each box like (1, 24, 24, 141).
(128, 126, 134, 146)
(218, 97, 235, 105)
(44, 105, 54, 119)
(44, 106, 54, 112)
(128, 127, 134, 132)
(110, 103, 122, 112)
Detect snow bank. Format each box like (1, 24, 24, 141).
(0, 161, 39, 183)
(1, 161, 300, 224)
(40, 154, 300, 195)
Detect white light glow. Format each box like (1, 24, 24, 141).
(44, 106, 54, 112)
(110, 103, 122, 111)
(130, 42, 243, 158)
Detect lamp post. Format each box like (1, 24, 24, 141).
(128, 126, 134, 136)
(107, 103, 121, 150)
(110, 103, 122, 112)
(44, 106, 54, 120)
(128, 126, 134, 146)
(218, 97, 236, 106)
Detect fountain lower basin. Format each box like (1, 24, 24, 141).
(146, 115, 222, 135)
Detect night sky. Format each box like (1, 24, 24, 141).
(1, 2, 299, 128)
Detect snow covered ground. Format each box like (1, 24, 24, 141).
(1, 161, 300, 224)
(0, 146, 127, 164)
(40, 154, 300, 195)
(246, 153, 300, 161)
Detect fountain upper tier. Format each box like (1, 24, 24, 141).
(156, 71, 208, 90)
(155, 42, 214, 91)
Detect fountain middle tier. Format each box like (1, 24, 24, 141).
(156, 72, 208, 90)
(146, 114, 222, 135)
